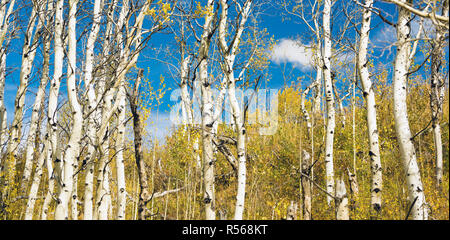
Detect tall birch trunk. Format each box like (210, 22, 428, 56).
(217, 0, 252, 220)
(55, 0, 81, 220)
(357, 0, 382, 214)
(3, 3, 41, 191)
(0, 46, 7, 154)
(322, 0, 335, 206)
(21, 1, 48, 194)
(393, 0, 428, 220)
(430, 0, 448, 188)
(0, 0, 15, 156)
(82, 0, 106, 220)
(41, 0, 66, 218)
(115, 83, 127, 220)
(24, 11, 53, 216)
(198, 0, 216, 220)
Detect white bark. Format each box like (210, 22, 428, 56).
(82, 0, 106, 220)
(0, 0, 15, 159)
(21, 2, 48, 193)
(23, 0, 53, 220)
(41, 0, 65, 218)
(335, 178, 349, 220)
(217, 0, 252, 220)
(0, 46, 7, 154)
(4, 2, 41, 185)
(430, 0, 448, 188)
(115, 83, 127, 220)
(198, 0, 216, 220)
(286, 201, 298, 220)
(180, 56, 193, 125)
(393, 0, 428, 220)
(55, 0, 81, 220)
(357, 0, 382, 214)
(323, 0, 335, 206)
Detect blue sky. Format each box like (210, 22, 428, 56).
(3, 1, 445, 143)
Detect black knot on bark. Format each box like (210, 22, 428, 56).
(373, 203, 381, 212)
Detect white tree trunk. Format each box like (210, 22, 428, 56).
(115, 83, 127, 220)
(23, 1, 53, 220)
(21, 1, 48, 192)
(0, 46, 7, 154)
(357, 0, 382, 214)
(430, 0, 448, 188)
(393, 0, 428, 220)
(335, 178, 349, 220)
(198, 0, 216, 220)
(41, 0, 65, 218)
(0, 0, 12, 156)
(55, 0, 81, 220)
(4, 3, 41, 186)
(217, 0, 252, 220)
(82, 0, 106, 220)
(322, 0, 335, 206)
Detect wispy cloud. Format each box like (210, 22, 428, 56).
(145, 111, 174, 145)
(270, 38, 313, 70)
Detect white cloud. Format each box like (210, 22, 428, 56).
(270, 39, 313, 69)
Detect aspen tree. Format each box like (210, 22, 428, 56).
(393, 0, 428, 220)
(4, 1, 41, 191)
(0, 0, 15, 154)
(322, 0, 335, 206)
(217, 0, 253, 220)
(115, 81, 127, 220)
(20, 1, 49, 195)
(430, 0, 448, 188)
(41, 0, 66, 219)
(24, 0, 54, 220)
(55, 0, 81, 220)
(357, 0, 382, 214)
(198, 0, 217, 220)
(93, 0, 132, 220)
(301, 150, 312, 220)
(82, 0, 108, 220)
(128, 69, 151, 220)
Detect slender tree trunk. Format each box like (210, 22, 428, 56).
(23, 0, 53, 220)
(0, 0, 15, 156)
(0, 47, 7, 154)
(115, 83, 127, 220)
(3, 3, 41, 193)
(357, 0, 382, 214)
(217, 0, 252, 220)
(198, 0, 216, 220)
(82, 0, 107, 220)
(430, 0, 448, 188)
(55, 0, 81, 220)
(322, 0, 335, 206)
(41, 0, 66, 218)
(20, 1, 48, 193)
(301, 150, 312, 220)
(393, 0, 428, 220)
(128, 69, 151, 220)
